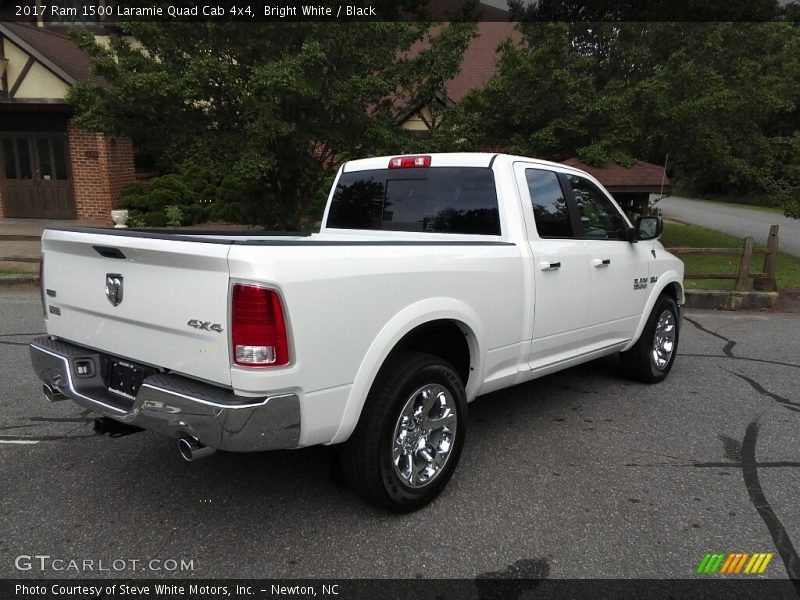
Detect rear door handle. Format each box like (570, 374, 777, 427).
(592, 258, 611, 267)
(539, 261, 561, 271)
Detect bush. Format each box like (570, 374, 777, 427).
(118, 167, 218, 227)
(119, 166, 336, 231)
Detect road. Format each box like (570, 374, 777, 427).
(657, 196, 800, 257)
(1, 290, 799, 583)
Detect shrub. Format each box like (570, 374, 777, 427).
(118, 168, 217, 227)
(119, 166, 336, 231)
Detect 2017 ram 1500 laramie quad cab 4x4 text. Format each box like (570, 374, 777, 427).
(30, 153, 683, 511)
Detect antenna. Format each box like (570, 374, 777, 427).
(652, 153, 669, 216)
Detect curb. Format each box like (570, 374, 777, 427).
(0, 274, 40, 287)
(684, 290, 779, 311)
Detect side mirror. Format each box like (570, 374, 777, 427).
(634, 216, 663, 241)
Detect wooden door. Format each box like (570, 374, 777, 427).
(34, 135, 75, 218)
(0, 134, 76, 219)
(1, 136, 40, 217)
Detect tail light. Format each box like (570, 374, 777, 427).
(231, 284, 290, 367)
(388, 155, 431, 169)
(40, 255, 46, 318)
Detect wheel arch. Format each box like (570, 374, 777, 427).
(622, 272, 684, 352)
(330, 299, 484, 444)
(660, 280, 684, 305)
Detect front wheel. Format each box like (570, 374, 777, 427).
(339, 351, 467, 512)
(620, 294, 680, 383)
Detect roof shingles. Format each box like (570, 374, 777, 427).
(562, 158, 670, 192)
(1, 23, 105, 86)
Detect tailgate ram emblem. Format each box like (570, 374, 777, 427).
(105, 273, 124, 306)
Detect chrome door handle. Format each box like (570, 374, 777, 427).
(592, 258, 611, 267)
(539, 261, 561, 271)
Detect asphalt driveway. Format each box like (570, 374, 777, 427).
(657, 196, 800, 257)
(1, 290, 798, 583)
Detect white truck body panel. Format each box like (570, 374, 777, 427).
(227, 242, 525, 445)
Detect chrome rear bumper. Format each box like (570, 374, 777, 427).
(29, 336, 301, 452)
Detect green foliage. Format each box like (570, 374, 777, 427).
(461, 19, 800, 218)
(67, 12, 475, 229)
(118, 167, 337, 230)
(118, 168, 215, 227)
(636, 23, 800, 206)
(164, 205, 184, 228)
(455, 24, 597, 159)
(68, 9, 800, 221)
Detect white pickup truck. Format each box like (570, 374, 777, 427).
(30, 153, 683, 511)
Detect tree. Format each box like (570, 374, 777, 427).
(453, 22, 598, 159)
(632, 22, 800, 212)
(68, 6, 477, 228)
(459, 13, 800, 217)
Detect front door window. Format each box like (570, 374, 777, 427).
(566, 174, 628, 240)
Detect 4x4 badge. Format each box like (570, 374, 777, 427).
(187, 319, 223, 333)
(105, 273, 124, 306)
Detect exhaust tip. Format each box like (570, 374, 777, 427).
(178, 436, 215, 462)
(178, 437, 195, 462)
(43, 384, 66, 402)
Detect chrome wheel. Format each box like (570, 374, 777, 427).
(392, 383, 457, 489)
(652, 309, 676, 370)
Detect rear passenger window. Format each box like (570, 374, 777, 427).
(327, 167, 500, 235)
(526, 169, 573, 238)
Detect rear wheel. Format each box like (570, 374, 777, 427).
(620, 294, 680, 383)
(339, 351, 467, 512)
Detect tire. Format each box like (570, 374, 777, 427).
(339, 351, 467, 512)
(620, 294, 680, 383)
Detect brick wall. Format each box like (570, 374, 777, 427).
(67, 123, 135, 223)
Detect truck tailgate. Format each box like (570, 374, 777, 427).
(41, 229, 233, 386)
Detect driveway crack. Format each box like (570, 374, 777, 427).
(684, 316, 736, 357)
(678, 353, 800, 370)
(728, 370, 800, 413)
(741, 421, 800, 587)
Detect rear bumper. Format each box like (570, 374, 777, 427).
(29, 336, 301, 452)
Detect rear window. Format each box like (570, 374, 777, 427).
(326, 167, 500, 235)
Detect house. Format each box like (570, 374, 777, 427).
(398, 21, 520, 133)
(561, 157, 670, 217)
(0, 21, 134, 221)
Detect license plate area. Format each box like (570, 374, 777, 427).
(107, 360, 153, 400)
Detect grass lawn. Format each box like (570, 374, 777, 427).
(661, 220, 800, 291)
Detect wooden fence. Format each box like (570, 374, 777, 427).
(669, 225, 779, 292)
